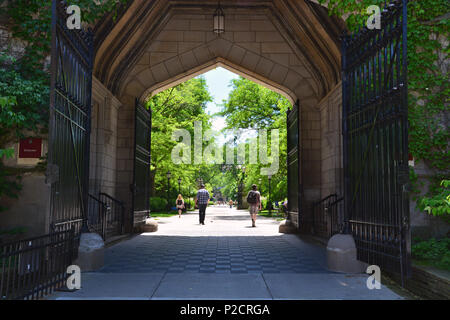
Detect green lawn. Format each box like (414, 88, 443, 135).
(149, 211, 196, 218)
(258, 210, 284, 216)
(258, 210, 286, 221)
(149, 211, 179, 218)
(149, 210, 285, 221)
(412, 238, 450, 271)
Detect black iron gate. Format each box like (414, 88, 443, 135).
(48, 0, 93, 236)
(342, 0, 410, 281)
(132, 99, 152, 226)
(287, 100, 301, 226)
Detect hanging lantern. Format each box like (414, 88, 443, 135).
(213, 2, 225, 34)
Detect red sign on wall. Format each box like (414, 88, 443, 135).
(19, 138, 42, 158)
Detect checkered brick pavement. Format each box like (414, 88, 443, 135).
(99, 207, 329, 274)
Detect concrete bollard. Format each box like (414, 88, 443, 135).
(141, 218, 158, 232)
(326, 233, 367, 273)
(279, 220, 298, 234)
(74, 232, 104, 272)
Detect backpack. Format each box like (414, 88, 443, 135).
(247, 191, 258, 204)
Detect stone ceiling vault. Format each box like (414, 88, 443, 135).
(93, 0, 345, 108)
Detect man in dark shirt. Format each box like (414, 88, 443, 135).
(195, 184, 210, 225)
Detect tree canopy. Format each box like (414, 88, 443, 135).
(147, 77, 219, 202)
(217, 77, 291, 203)
(148, 76, 290, 207)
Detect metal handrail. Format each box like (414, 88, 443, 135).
(99, 192, 124, 206)
(327, 196, 344, 209)
(311, 194, 340, 238)
(326, 197, 344, 235)
(87, 194, 109, 240)
(312, 194, 338, 207)
(98, 192, 125, 237)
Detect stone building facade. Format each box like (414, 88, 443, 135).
(90, 0, 345, 231)
(0, 0, 446, 240)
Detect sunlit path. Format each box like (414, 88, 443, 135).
(100, 206, 326, 274)
(148, 205, 286, 236)
(50, 207, 402, 300)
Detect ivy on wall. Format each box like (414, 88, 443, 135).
(319, 0, 449, 213)
(2, 0, 128, 77)
(0, 0, 127, 210)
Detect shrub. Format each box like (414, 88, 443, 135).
(412, 237, 450, 271)
(261, 199, 268, 210)
(418, 180, 450, 219)
(150, 197, 168, 212)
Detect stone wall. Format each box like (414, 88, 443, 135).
(319, 83, 343, 199)
(112, 9, 332, 230)
(120, 9, 321, 106)
(0, 25, 26, 60)
(409, 160, 450, 239)
(0, 23, 50, 240)
(90, 77, 122, 199)
(0, 173, 50, 240)
(114, 94, 135, 230)
(296, 83, 342, 232)
(388, 264, 450, 300)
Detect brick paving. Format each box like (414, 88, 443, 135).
(50, 206, 403, 299)
(100, 206, 329, 274)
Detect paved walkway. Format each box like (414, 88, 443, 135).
(51, 206, 402, 300)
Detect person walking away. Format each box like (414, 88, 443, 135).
(246, 184, 261, 227)
(229, 199, 233, 209)
(176, 194, 185, 218)
(195, 184, 210, 225)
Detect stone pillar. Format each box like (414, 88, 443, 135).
(116, 95, 136, 233)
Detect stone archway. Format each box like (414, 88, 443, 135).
(89, 0, 346, 232)
(141, 58, 297, 106)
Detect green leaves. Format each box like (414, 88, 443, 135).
(418, 180, 450, 218)
(321, 0, 449, 209)
(218, 77, 289, 202)
(219, 78, 290, 130)
(148, 77, 215, 199)
(0, 148, 14, 159)
(412, 237, 450, 271)
(0, 53, 49, 142)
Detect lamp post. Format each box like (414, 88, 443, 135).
(166, 171, 171, 211)
(268, 174, 272, 215)
(213, 1, 225, 35)
(178, 177, 182, 195)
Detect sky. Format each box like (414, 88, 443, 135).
(199, 67, 239, 132)
(198, 67, 260, 146)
